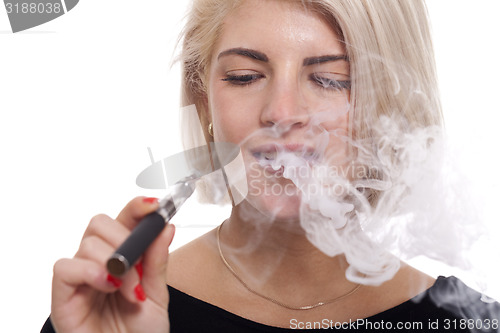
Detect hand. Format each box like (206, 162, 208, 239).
(50, 197, 174, 333)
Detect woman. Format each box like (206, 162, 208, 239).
(43, 0, 499, 332)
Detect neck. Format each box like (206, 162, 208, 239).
(219, 203, 354, 302)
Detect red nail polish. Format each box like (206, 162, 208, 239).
(143, 197, 158, 204)
(134, 284, 147, 302)
(106, 274, 122, 288)
(135, 262, 143, 280)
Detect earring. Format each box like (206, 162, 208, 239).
(208, 123, 214, 137)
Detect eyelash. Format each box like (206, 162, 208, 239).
(310, 75, 351, 91)
(221, 74, 264, 86)
(221, 73, 351, 91)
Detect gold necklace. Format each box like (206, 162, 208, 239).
(216, 223, 362, 311)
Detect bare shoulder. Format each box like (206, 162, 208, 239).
(166, 228, 223, 298)
(391, 262, 436, 298)
(359, 262, 436, 316)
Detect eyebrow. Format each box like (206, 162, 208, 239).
(217, 47, 349, 66)
(217, 48, 269, 62)
(303, 55, 349, 66)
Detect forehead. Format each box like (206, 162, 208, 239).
(214, 0, 344, 59)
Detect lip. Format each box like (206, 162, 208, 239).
(250, 143, 319, 166)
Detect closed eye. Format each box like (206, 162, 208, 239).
(310, 74, 351, 91)
(222, 74, 264, 86)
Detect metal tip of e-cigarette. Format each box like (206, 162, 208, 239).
(107, 254, 130, 277)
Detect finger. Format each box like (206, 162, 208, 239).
(135, 261, 143, 281)
(82, 214, 134, 249)
(51, 257, 120, 331)
(75, 235, 142, 303)
(141, 224, 176, 305)
(76, 235, 115, 264)
(115, 196, 159, 230)
(52, 257, 117, 307)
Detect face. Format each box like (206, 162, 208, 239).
(206, 0, 351, 222)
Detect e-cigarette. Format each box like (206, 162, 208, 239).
(106, 176, 197, 277)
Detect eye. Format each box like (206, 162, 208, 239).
(310, 73, 351, 91)
(221, 72, 264, 86)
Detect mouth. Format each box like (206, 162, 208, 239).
(251, 144, 319, 169)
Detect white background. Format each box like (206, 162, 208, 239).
(0, 1, 499, 331)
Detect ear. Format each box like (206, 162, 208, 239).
(197, 93, 213, 143)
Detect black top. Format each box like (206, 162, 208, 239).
(41, 276, 500, 332)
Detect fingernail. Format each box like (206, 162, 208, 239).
(135, 262, 143, 280)
(143, 197, 158, 204)
(134, 284, 147, 302)
(106, 274, 122, 288)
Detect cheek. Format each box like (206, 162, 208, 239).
(319, 109, 351, 165)
(321, 108, 349, 131)
(209, 86, 260, 144)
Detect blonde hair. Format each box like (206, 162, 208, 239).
(178, 0, 442, 204)
(180, 0, 441, 141)
(179, 0, 241, 147)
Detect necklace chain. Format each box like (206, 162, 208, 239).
(216, 223, 361, 311)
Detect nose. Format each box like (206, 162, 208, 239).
(260, 78, 309, 132)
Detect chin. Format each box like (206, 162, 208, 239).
(247, 189, 303, 220)
(235, 193, 307, 235)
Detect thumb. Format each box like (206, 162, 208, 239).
(141, 223, 175, 304)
